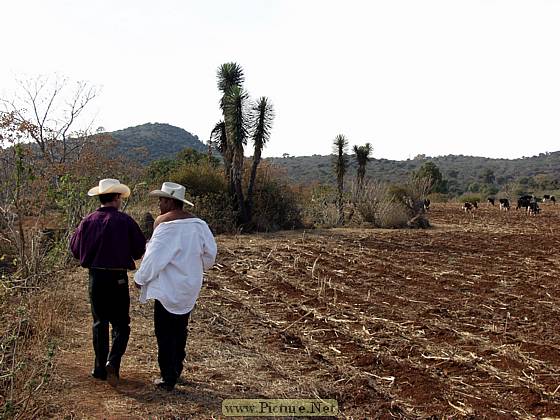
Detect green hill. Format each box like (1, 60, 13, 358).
(109, 122, 206, 163)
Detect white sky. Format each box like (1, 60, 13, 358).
(2, 0, 560, 160)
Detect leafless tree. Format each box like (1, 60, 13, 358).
(0, 76, 98, 275)
(1, 75, 98, 164)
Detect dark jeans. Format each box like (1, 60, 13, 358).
(154, 300, 190, 385)
(88, 268, 130, 376)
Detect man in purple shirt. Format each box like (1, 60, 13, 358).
(70, 179, 146, 386)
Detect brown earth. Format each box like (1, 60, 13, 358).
(42, 202, 560, 418)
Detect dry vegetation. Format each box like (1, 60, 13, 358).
(1, 202, 555, 418)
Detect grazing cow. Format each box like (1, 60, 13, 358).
(423, 198, 431, 211)
(462, 201, 476, 212)
(527, 201, 540, 215)
(498, 198, 510, 211)
(487, 197, 495, 206)
(516, 196, 532, 210)
(542, 194, 556, 205)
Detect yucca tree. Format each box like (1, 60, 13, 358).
(210, 121, 230, 184)
(332, 134, 349, 225)
(217, 63, 245, 107)
(215, 62, 245, 186)
(214, 63, 251, 222)
(353, 142, 372, 191)
(223, 84, 250, 223)
(246, 97, 274, 220)
(214, 62, 274, 227)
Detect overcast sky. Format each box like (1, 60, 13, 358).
(2, 0, 560, 160)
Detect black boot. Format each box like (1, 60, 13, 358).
(91, 367, 107, 380)
(154, 377, 174, 391)
(106, 363, 120, 387)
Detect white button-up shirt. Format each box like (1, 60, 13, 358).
(134, 218, 217, 314)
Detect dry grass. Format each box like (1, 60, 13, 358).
(0, 272, 73, 419)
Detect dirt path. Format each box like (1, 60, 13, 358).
(46, 274, 229, 418)
(43, 203, 560, 418)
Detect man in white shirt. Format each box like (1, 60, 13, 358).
(134, 182, 217, 391)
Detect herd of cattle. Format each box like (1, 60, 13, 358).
(461, 194, 556, 215)
(423, 195, 556, 216)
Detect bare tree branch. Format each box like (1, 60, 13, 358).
(2, 75, 99, 164)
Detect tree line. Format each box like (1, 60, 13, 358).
(269, 152, 560, 198)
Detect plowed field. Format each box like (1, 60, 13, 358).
(46, 203, 560, 418)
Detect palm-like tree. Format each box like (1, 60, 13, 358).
(214, 63, 250, 222)
(223, 84, 250, 223)
(246, 97, 274, 219)
(215, 62, 245, 185)
(217, 63, 245, 106)
(213, 62, 274, 227)
(210, 121, 229, 181)
(333, 134, 349, 225)
(353, 142, 372, 191)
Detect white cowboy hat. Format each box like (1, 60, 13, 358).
(148, 182, 194, 206)
(87, 178, 131, 198)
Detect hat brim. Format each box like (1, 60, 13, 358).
(149, 190, 194, 207)
(88, 184, 131, 198)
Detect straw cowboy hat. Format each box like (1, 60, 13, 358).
(87, 178, 131, 198)
(149, 182, 194, 206)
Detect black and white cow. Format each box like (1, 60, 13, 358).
(487, 197, 495, 206)
(516, 195, 532, 210)
(528, 200, 540, 215)
(543, 194, 556, 205)
(462, 201, 477, 212)
(423, 198, 431, 211)
(498, 198, 510, 211)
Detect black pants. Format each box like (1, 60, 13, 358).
(154, 300, 190, 385)
(88, 268, 130, 376)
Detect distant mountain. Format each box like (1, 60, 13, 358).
(100, 121, 560, 195)
(109, 122, 206, 163)
(267, 152, 560, 195)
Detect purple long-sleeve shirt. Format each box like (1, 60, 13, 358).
(70, 206, 146, 270)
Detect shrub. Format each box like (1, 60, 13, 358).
(146, 148, 220, 183)
(147, 158, 178, 182)
(388, 177, 431, 228)
(351, 177, 431, 229)
(300, 184, 339, 228)
(146, 161, 236, 233)
(145, 160, 302, 233)
(353, 180, 410, 228)
(169, 161, 228, 197)
(249, 180, 303, 231)
(378, 203, 411, 228)
(191, 192, 236, 234)
(246, 163, 303, 231)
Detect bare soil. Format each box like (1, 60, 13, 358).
(43, 203, 560, 418)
